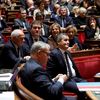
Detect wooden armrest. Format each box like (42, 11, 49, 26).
(16, 76, 43, 100)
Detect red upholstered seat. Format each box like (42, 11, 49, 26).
(78, 31, 86, 44)
(74, 55, 100, 82)
(63, 91, 77, 100)
(63, 54, 100, 98)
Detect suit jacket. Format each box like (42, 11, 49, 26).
(47, 48, 81, 78)
(23, 33, 48, 54)
(74, 16, 87, 29)
(0, 40, 26, 69)
(0, 19, 7, 31)
(41, 24, 50, 37)
(84, 26, 96, 39)
(14, 19, 30, 31)
(69, 36, 82, 50)
(54, 15, 74, 27)
(20, 58, 67, 100)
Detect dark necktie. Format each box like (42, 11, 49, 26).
(64, 52, 72, 78)
(17, 47, 21, 57)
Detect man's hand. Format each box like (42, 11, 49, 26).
(52, 74, 63, 81)
(59, 74, 68, 82)
(24, 56, 31, 61)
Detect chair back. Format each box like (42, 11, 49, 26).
(14, 63, 43, 100)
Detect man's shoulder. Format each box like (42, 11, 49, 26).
(25, 59, 42, 71)
(51, 48, 60, 55)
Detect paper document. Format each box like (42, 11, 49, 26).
(0, 91, 14, 100)
(0, 73, 13, 81)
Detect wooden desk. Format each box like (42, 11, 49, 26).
(71, 49, 100, 58)
(85, 39, 100, 49)
(6, 10, 20, 22)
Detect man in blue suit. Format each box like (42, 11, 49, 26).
(52, 6, 74, 28)
(20, 41, 68, 100)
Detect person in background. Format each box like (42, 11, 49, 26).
(70, 6, 79, 18)
(66, 25, 82, 51)
(14, 8, 31, 31)
(23, 20, 48, 55)
(33, 0, 49, 20)
(47, 33, 98, 100)
(48, 22, 61, 50)
(20, 41, 68, 100)
(84, 15, 100, 40)
(50, 3, 60, 21)
(0, 7, 7, 33)
(26, 0, 35, 16)
(35, 12, 49, 38)
(74, 7, 87, 29)
(43, 0, 53, 14)
(53, 6, 74, 29)
(0, 29, 30, 69)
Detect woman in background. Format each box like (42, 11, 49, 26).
(66, 25, 83, 52)
(48, 23, 61, 50)
(84, 15, 100, 40)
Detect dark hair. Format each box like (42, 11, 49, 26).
(31, 20, 42, 29)
(35, 12, 44, 20)
(86, 15, 99, 28)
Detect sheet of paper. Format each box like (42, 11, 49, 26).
(0, 91, 14, 100)
(0, 73, 13, 81)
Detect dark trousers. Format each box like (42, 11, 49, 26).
(63, 77, 87, 100)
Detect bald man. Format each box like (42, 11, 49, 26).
(0, 29, 29, 69)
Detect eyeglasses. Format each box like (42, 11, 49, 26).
(42, 51, 50, 56)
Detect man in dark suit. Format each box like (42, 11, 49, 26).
(23, 20, 48, 55)
(0, 29, 30, 69)
(35, 12, 50, 37)
(52, 6, 74, 28)
(20, 41, 68, 100)
(14, 9, 30, 31)
(47, 33, 97, 100)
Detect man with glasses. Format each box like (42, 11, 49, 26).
(20, 41, 68, 100)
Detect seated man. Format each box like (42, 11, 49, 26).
(0, 29, 30, 69)
(23, 20, 48, 55)
(47, 33, 98, 100)
(14, 9, 31, 31)
(20, 41, 68, 100)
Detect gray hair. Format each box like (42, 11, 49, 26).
(11, 29, 23, 37)
(79, 7, 87, 14)
(30, 41, 50, 54)
(56, 33, 68, 43)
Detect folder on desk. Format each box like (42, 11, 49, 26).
(77, 82, 100, 91)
